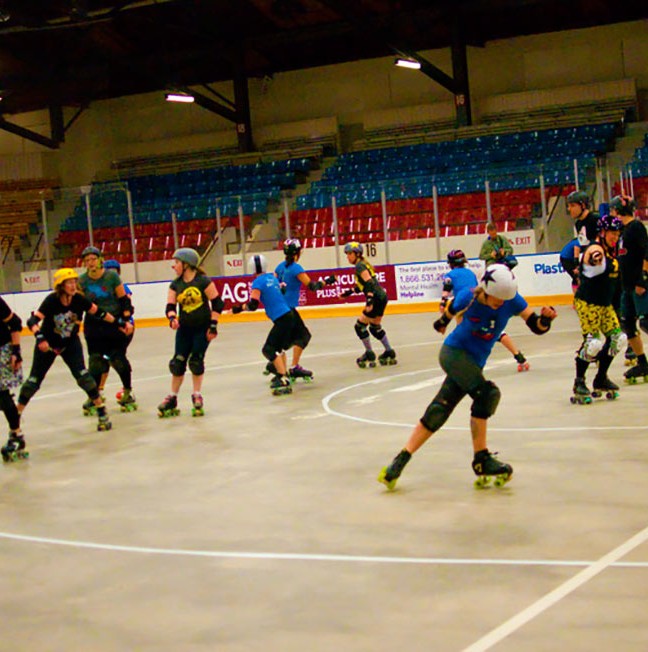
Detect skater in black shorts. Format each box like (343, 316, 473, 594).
(341, 241, 396, 368)
(0, 297, 26, 461)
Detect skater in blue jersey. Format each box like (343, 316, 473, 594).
(232, 254, 312, 395)
(379, 263, 557, 489)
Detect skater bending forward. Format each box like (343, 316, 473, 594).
(18, 268, 127, 432)
(159, 248, 223, 417)
(342, 241, 396, 367)
(378, 263, 557, 490)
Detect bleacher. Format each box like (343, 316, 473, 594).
(0, 177, 59, 239)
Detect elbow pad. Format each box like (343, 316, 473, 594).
(165, 303, 177, 319)
(442, 279, 453, 294)
(95, 308, 107, 320)
(247, 298, 259, 312)
(6, 313, 22, 332)
(526, 312, 551, 335)
(119, 294, 133, 317)
(308, 280, 324, 291)
(211, 296, 225, 313)
(26, 312, 40, 330)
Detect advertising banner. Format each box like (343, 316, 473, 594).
(395, 260, 484, 302)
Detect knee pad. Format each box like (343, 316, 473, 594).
(18, 376, 41, 405)
(608, 329, 628, 357)
(188, 353, 205, 376)
(262, 343, 280, 362)
(169, 354, 187, 377)
(470, 380, 501, 419)
(640, 316, 648, 336)
(578, 333, 605, 362)
(420, 382, 464, 432)
(354, 320, 369, 340)
(110, 353, 131, 378)
(619, 315, 638, 339)
(75, 369, 99, 399)
(88, 352, 109, 378)
(369, 323, 385, 340)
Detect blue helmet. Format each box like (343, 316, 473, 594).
(102, 258, 121, 273)
(344, 241, 363, 256)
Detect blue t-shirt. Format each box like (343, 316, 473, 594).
(251, 273, 291, 322)
(275, 260, 304, 309)
(444, 287, 528, 368)
(445, 267, 478, 295)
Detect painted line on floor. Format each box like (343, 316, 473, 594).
(1, 530, 647, 569)
(462, 523, 648, 652)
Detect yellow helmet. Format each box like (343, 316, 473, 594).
(53, 268, 79, 288)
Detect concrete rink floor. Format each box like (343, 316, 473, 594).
(1, 305, 647, 652)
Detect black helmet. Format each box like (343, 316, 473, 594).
(597, 214, 623, 232)
(566, 190, 590, 208)
(609, 195, 636, 217)
(447, 249, 467, 268)
(283, 238, 302, 257)
(81, 245, 102, 259)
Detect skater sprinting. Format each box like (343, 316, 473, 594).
(17, 268, 125, 432)
(0, 297, 27, 462)
(571, 214, 626, 402)
(441, 249, 529, 371)
(160, 248, 223, 417)
(231, 254, 310, 396)
(79, 247, 136, 414)
(378, 263, 556, 490)
(341, 241, 395, 368)
(610, 195, 648, 383)
(272, 238, 336, 381)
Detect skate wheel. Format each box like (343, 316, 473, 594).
(474, 476, 492, 488)
(494, 474, 511, 487)
(369, 362, 377, 368)
(591, 390, 602, 399)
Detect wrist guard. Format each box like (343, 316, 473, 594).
(231, 304, 243, 314)
(165, 303, 177, 320)
(247, 298, 259, 312)
(308, 280, 324, 291)
(325, 275, 336, 285)
(208, 320, 218, 335)
(526, 312, 551, 335)
(26, 312, 40, 330)
(35, 332, 45, 344)
(433, 314, 450, 333)
(211, 296, 224, 313)
(341, 288, 354, 298)
(10, 344, 21, 362)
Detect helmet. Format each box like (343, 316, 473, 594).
(102, 259, 121, 273)
(447, 249, 467, 267)
(248, 254, 268, 274)
(283, 238, 302, 257)
(566, 190, 590, 208)
(81, 245, 102, 259)
(597, 214, 623, 232)
(53, 268, 79, 288)
(172, 248, 200, 268)
(609, 195, 636, 217)
(344, 241, 363, 256)
(479, 263, 518, 300)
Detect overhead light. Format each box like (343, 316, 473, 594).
(165, 92, 195, 103)
(395, 58, 421, 70)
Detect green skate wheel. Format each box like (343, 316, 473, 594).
(474, 476, 491, 488)
(377, 467, 398, 491)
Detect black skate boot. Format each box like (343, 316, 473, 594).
(624, 362, 648, 384)
(1, 432, 29, 462)
(514, 351, 530, 372)
(82, 396, 100, 416)
(377, 449, 412, 491)
(570, 377, 592, 405)
(378, 349, 397, 366)
(270, 375, 292, 396)
(158, 394, 180, 418)
(624, 348, 637, 367)
(96, 406, 112, 432)
(472, 449, 513, 488)
(117, 388, 138, 412)
(356, 350, 377, 369)
(263, 361, 277, 376)
(288, 364, 313, 383)
(191, 393, 205, 417)
(592, 375, 619, 400)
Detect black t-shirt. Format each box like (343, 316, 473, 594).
(618, 219, 648, 288)
(0, 296, 12, 347)
(576, 244, 620, 307)
(170, 274, 212, 328)
(37, 292, 93, 349)
(575, 211, 599, 248)
(354, 260, 386, 299)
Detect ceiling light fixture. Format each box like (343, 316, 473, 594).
(394, 58, 421, 70)
(165, 92, 195, 103)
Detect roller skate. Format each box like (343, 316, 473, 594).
(82, 395, 103, 416)
(624, 362, 648, 384)
(97, 408, 112, 432)
(270, 375, 292, 396)
(191, 393, 205, 417)
(570, 377, 592, 404)
(514, 351, 530, 372)
(378, 349, 397, 366)
(288, 364, 313, 383)
(472, 449, 513, 488)
(158, 394, 180, 418)
(356, 350, 377, 369)
(591, 376, 619, 400)
(1, 432, 29, 462)
(117, 388, 138, 412)
(624, 348, 637, 367)
(262, 361, 277, 376)
(377, 449, 411, 491)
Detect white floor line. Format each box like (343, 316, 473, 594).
(462, 523, 648, 652)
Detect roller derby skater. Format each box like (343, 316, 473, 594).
(610, 195, 648, 388)
(0, 296, 26, 461)
(162, 248, 223, 416)
(341, 241, 396, 369)
(231, 254, 310, 396)
(17, 268, 119, 433)
(571, 215, 626, 403)
(378, 264, 556, 490)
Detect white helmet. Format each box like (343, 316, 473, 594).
(248, 254, 268, 275)
(479, 263, 518, 300)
